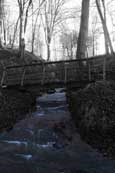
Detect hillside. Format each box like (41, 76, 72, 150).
(0, 48, 44, 67)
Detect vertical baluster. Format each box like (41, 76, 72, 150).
(0, 61, 7, 87)
(103, 56, 106, 81)
(88, 61, 91, 81)
(41, 64, 45, 85)
(64, 63, 67, 83)
(21, 67, 26, 86)
(1, 69, 6, 87)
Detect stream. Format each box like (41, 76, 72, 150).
(0, 88, 115, 173)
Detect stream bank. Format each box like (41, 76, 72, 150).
(0, 88, 36, 131)
(67, 81, 115, 158)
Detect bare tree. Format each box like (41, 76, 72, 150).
(31, 0, 45, 53)
(11, 16, 20, 48)
(91, 14, 102, 56)
(17, 0, 33, 52)
(0, 0, 5, 47)
(40, 0, 67, 61)
(60, 30, 78, 59)
(95, 0, 114, 80)
(96, 0, 114, 54)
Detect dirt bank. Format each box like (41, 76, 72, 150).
(67, 81, 115, 158)
(0, 88, 36, 131)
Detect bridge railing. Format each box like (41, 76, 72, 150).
(0, 54, 113, 87)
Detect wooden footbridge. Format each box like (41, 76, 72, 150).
(0, 54, 114, 88)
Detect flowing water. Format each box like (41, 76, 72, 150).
(0, 88, 115, 173)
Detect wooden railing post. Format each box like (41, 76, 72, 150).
(41, 64, 46, 85)
(64, 63, 68, 83)
(1, 69, 6, 87)
(0, 61, 7, 87)
(21, 67, 26, 86)
(88, 61, 91, 81)
(103, 56, 106, 81)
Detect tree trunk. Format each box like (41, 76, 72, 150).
(18, 1, 23, 53)
(92, 34, 95, 56)
(19, 11, 23, 52)
(12, 17, 19, 48)
(0, 0, 4, 48)
(102, 0, 109, 54)
(47, 43, 50, 61)
(3, 20, 6, 45)
(76, 0, 90, 59)
(0, 20, 2, 48)
(96, 0, 114, 54)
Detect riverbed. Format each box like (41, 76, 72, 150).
(0, 88, 115, 173)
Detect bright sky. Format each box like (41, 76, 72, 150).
(4, 0, 115, 58)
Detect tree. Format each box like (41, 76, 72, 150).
(91, 15, 102, 56)
(17, 0, 33, 52)
(0, 0, 5, 47)
(96, 0, 114, 54)
(40, 0, 66, 61)
(31, 0, 45, 54)
(96, 0, 114, 80)
(76, 0, 90, 59)
(60, 30, 78, 59)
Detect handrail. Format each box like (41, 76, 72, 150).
(5, 54, 112, 69)
(0, 54, 114, 87)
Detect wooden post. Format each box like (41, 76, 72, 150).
(41, 64, 45, 85)
(88, 61, 91, 81)
(64, 63, 67, 83)
(21, 38, 25, 60)
(103, 56, 106, 81)
(0, 60, 7, 87)
(21, 68, 26, 86)
(1, 69, 6, 86)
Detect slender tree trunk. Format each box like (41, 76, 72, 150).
(93, 34, 95, 56)
(0, 20, 2, 47)
(19, 13, 23, 51)
(12, 17, 19, 48)
(31, 1, 44, 54)
(18, 1, 23, 53)
(3, 20, 6, 45)
(46, 25, 51, 61)
(102, 0, 109, 54)
(96, 0, 114, 54)
(76, 0, 90, 59)
(47, 43, 50, 61)
(0, 0, 4, 48)
(31, 3, 34, 54)
(24, 0, 32, 34)
(96, 0, 114, 81)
